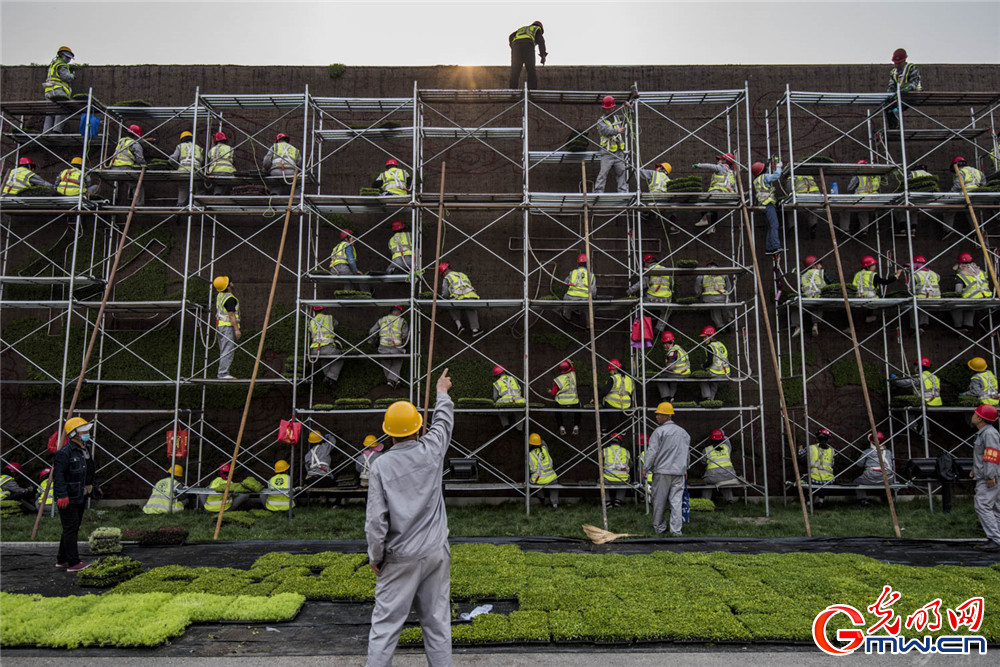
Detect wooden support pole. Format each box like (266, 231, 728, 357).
(422, 163, 447, 428)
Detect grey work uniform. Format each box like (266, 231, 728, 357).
(216, 293, 238, 378)
(972, 424, 1000, 544)
(643, 420, 690, 535)
(701, 439, 738, 503)
(695, 274, 733, 330)
(594, 112, 629, 193)
(369, 315, 409, 384)
(365, 392, 454, 667)
(853, 446, 894, 499)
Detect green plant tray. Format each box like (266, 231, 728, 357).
(676, 259, 699, 268)
(334, 399, 372, 409)
(699, 400, 724, 408)
(334, 291, 373, 299)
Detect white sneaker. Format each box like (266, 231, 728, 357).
(791, 327, 801, 338)
(559, 426, 567, 436)
(572, 425, 579, 436)
(694, 217, 710, 227)
(811, 323, 819, 337)
(218, 374, 236, 380)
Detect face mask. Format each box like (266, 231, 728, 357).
(80, 433, 91, 443)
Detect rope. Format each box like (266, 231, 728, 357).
(421, 163, 447, 428)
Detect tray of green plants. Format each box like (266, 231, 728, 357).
(334, 398, 372, 409)
(699, 400, 724, 408)
(1, 499, 23, 518)
(78, 555, 143, 588)
(891, 395, 923, 407)
(688, 498, 715, 512)
(218, 512, 255, 528)
(334, 290, 373, 299)
(88, 527, 123, 555)
(664, 176, 704, 193)
(359, 187, 381, 196)
(241, 476, 264, 492)
(456, 398, 496, 408)
(676, 259, 699, 268)
(374, 397, 398, 409)
(897, 175, 939, 192)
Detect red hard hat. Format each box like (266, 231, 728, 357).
(386, 158, 399, 167)
(643, 254, 655, 265)
(392, 304, 405, 312)
(601, 95, 616, 109)
(391, 220, 405, 232)
(492, 365, 505, 376)
(5, 462, 22, 473)
(975, 404, 998, 422)
(608, 432, 623, 441)
(128, 124, 143, 137)
(817, 428, 832, 439)
(705, 259, 719, 267)
(868, 431, 885, 445)
(17, 157, 34, 167)
(214, 131, 228, 142)
(638, 434, 648, 446)
(710, 428, 724, 441)
(438, 262, 450, 275)
(952, 156, 966, 165)
(912, 255, 926, 264)
(577, 253, 587, 264)
(339, 229, 353, 240)
(803, 255, 818, 268)
(857, 159, 869, 165)
(661, 331, 675, 343)
(312, 305, 325, 312)
(717, 152, 736, 164)
(861, 255, 877, 268)
(892, 48, 907, 63)
(607, 358, 622, 371)
(957, 252, 974, 263)
(918, 356, 931, 368)
(219, 463, 232, 475)
(700, 325, 716, 337)
(40, 467, 52, 479)
(558, 360, 572, 373)
(276, 133, 289, 142)
(751, 162, 765, 177)
(532, 20, 543, 28)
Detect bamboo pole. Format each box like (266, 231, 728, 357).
(953, 164, 1000, 298)
(422, 163, 447, 428)
(213, 172, 299, 540)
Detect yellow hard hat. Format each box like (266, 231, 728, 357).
(70, 157, 83, 166)
(659, 161, 672, 175)
(969, 357, 988, 372)
(382, 401, 423, 438)
(308, 430, 322, 444)
(274, 460, 290, 473)
(180, 131, 193, 140)
(171, 464, 183, 477)
(363, 435, 378, 448)
(63, 416, 89, 435)
(528, 433, 542, 446)
(655, 402, 675, 415)
(212, 276, 230, 292)
(58, 46, 74, 57)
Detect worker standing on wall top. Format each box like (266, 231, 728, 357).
(109, 124, 146, 205)
(262, 133, 300, 195)
(309, 305, 344, 391)
(962, 358, 999, 406)
(366, 370, 454, 667)
(42, 46, 75, 133)
(695, 259, 733, 330)
(386, 220, 413, 274)
(602, 433, 630, 508)
(943, 157, 985, 238)
(628, 254, 674, 334)
(639, 161, 672, 193)
(373, 158, 410, 196)
(263, 461, 294, 512)
(850, 255, 901, 324)
(892, 357, 943, 407)
(53, 417, 99, 571)
(837, 160, 881, 235)
(439, 263, 483, 338)
(493, 365, 526, 432)
(329, 229, 363, 291)
(549, 360, 581, 436)
(1, 463, 38, 514)
(563, 253, 595, 321)
(952, 251, 992, 334)
(853, 431, 894, 501)
(370, 305, 409, 388)
(356, 435, 384, 488)
(970, 404, 1000, 551)
(887, 48, 922, 94)
(699, 325, 730, 402)
(654, 331, 690, 402)
(701, 428, 738, 504)
(643, 402, 690, 536)
(594, 95, 631, 194)
(601, 359, 634, 412)
(692, 152, 737, 233)
(751, 158, 784, 255)
(793, 255, 829, 339)
(908, 254, 940, 332)
(213, 276, 241, 380)
(2, 157, 55, 195)
(169, 131, 204, 206)
(528, 433, 559, 508)
(56, 157, 98, 198)
(508, 21, 547, 90)
(207, 132, 236, 194)
(142, 465, 185, 514)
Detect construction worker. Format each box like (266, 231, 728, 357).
(699, 325, 730, 402)
(944, 157, 986, 236)
(168, 131, 203, 206)
(642, 402, 690, 536)
(639, 161, 672, 193)
(263, 461, 294, 512)
(654, 331, 690, 402)
(601, 359, 634, 410)
(53, 417, 98, 571)
(2, 157, 55, 195)
(528, 433, 558, 508)
(304, 431, 334, 483)
(628, 254, 674, 334)
(262, 133, 300, 195)
(56, 157, 98, 198)
(970, 403, 1000, 551)
(837, 160, 881, 234)
(493, 365, 526, 431)
(751, 158, 784, 254)
(356, 435, 384, 488)
(794, 255, 829, 338)
(309, 306, 344, 390)
(213, 276, 241, 380)
(439, 263, 482, 337)
(909, 255, 940, 331)
(385, 220, 412, 274)
(693, 153, 737, 231)
(798, 428, 837, 486)
(370, 305, 409, 387)
(1, 463, 37, 513)
(365, 370, 454, 667)
(43, 46, 75, 132)
(887, 48, 922, 94)
(204, 463, 248, 512)
(549, 360, 581, 436)
(602, 432, 630, 508)
(701, 428, 738, 503)
(563, 253, 595, 321)
(37, 468, 54, 510)
(109, 124, 146, 205)
(329, 229, 363, 291)
(851, 255, 902, 323)
(373, 157, 410, 196)
(508, 21, 547, 90)
(853, 431, 894, 500)
(696, 259, 733, 330)
(952, 252, 992, 333)
(142, 465, 186, 514)
(207, 131, 236, 194)
(892, 357, 943, 407)
(962, 358, 999, 406)
(594, 95, 631, 194)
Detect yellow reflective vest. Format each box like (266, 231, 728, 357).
(605, 374, 634, 409)
(378, 167, 408, 195)
(389, 232, 412, 259)
(529, 445, 557, 485)
(852, 269, 877, 298)
(705, 442, 733, 471)
(378, 314, 406, 348)
(264, 474, 294, 511)
(647, 264, 673, 299)
(3, 167, 37, 195)
(511, 24, 542, 43)
(329, 240, 351, 270)
(808, 444, 834, 483)
(709, 168, 736, 193)
(143, 477, 184, 514)
(753, 173, 776, 206)
(648, 171, 670, 193)
(794, 175, 819, 194)
(207, 143, 236, 174)
(216, 292, 240, 327)
(270, 142, 299, 170)
(701, 275, 727, 296)
(444, 271, 479, 299)
(707, 341, 730, 376)
(553, 371, 578, 405)
(598, 114, 626, 153)
(855, 175, 881, 194)
(309, 313, 336, 348)
(801, 268, 826, 298)
(57, 167, 83, 196)
(912, 269, 940, 298)
(566, 267, 593, 299)
(971, 371, 999, 405)
(204, 477, 232, 512)
(37, 479, 54, 506)
(44, 57, 72, 97)
(665, 345, 691, 375)
(494, 375, 526, 405)
(958, 166, 984, 191)
(918, 370, 942, 406)
(111, 137, 141, 168)
(603, 444, 630, 483)
(958, 270, 991, 299)
(176, 142, 204, 172)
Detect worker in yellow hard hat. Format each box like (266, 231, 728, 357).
(43, 45, 75, 132)
(143, 464, 186, 514)
(213, 276, 241, 379)
(264, 460, 294, 512)
(170, 130, 204, 206)
(304, 430, 334, 484)
(53, 416, 99, 571)
(356, 435, 385, 487)
(56, 157, 98, 198)
(366, 370, 454, 665)
(642, 402, 691, 537)
(639, 161, 672, 193)
(528, 433, 559, 508)
(962, 357, 999, 406)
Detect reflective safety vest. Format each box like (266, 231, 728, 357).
(444, 271, 479, 299)
(216, 292, 240, 327)
(808, 444, 834, 483)
(855, 175, 881, 194)
(801, 267, 826, 298)
(309, 313, 336, 348)
(647, 264, 673, 299)
(389, 232, 412, 259)
(908, 169, 932, 179)
(603, 444, 630, 483)
(176, 142, 204, 172)
(142, 477, 184, 514)
(918, 370, 942, 406)
(605, 373, 634, 409)
(852, 269, 877, 298)
(270, 142, 299, 170)
(753, 173, 776, 206)
(972, 371, 999, 405)
(912, 269, 940, 298)
(378, 314, 406, 348)
(794, 175, 819, 194)
(958, 166, 985, 191)
(599, 114, 626, 153)
(38, 478, 54, 506)
(265, 474, 294, 511)
(890, 63, 921, 92)
(111, 137, 140, 167)
(3, 167, 36, 195)
(705, 442, 733, 471)
(707, 341, 730, 376)
(638, 450, 652, 483)
(378, 167, 408, 195)
(958, 271, 991, 299)
(709, 167, 736, 193)
(665, 345, 691, 375)
(511, 24, 542, 43)
(554, 371, 578, 405)
(44, 57, 72, 97)
(0, 474, 13, 499)
(329, 240, 351, 269)
(566, 267, 592, 298)
(204, 477, 232, 512)
(648, 171, 670, 193)
(529, 445, 557, 485)
(494, 375, 526, 405)
(207, 143, 236, 174)
(57, 167, 83, 196)
(701, 275, 727, 296)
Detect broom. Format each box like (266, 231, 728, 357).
(582, 524, 633, 544)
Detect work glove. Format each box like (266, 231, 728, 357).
(57, 497, 70, 509)
(91, 486, 104, 501)
(691, 163, 698, 169)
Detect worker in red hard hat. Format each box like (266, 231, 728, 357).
(888, 48, 921, 95)
(439, 263, 483, 337)
(628, 254, 674, 334)
(386, 220, 413, 274)
(970, 403, 1000, 551)
(1, 462, 37, 513)
(562, 252, 596, 322)
(837, 159, 883, 235)
(207, 131, 236, 194)
(263, 132, 301, 195)
(204, 462, 248, 513)
(374, 157, 411, 196)
(943, 157, 986, 238)
(594, 94, 632, 194)
(852, 430, 894, 502)
(329, 228, 363, 290)
(492, 364, 526, 431)
(549, 359, 581, 436)
(892, 357, 942, 407)
(369, 304, 409, 388)
(699, 325, 730, 403)
(309, 305, 344, 391)
(798, 428, 837, 495)
(601, 358, 634, 412)
(701, 428, 739, 504)
(43, 46, 76, 132)
(951, 251, 992, 333)
(795, 254, 830, 338)
(508, 20, 547, 90)
(907, 254, 940, 332)
(850, 255, 902, 324)
(693, 152, 737, 232)
(751, 156, 785, 254)
(653, 330, 690, 402)
(602, 432, 631, 508)
(2, 156, 55, 196)
(695, 259, 733, 330)
(108, 124, 147, 205)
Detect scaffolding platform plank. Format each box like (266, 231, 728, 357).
(193, 194, 305, 211)
(528, 150, 600, 165)
(0, 195, 99, 210)
(305, 194, 408, 213)
(784, 91, 892, 106)
(415, 193, 523, 205)
(886, 128, 989, 142)
(417, 299, 523, 308)
(187, 377, 290, 384)
(311, 97, 414, 113)
(422, 127, 523, 140)
(305, 273, 410, 283)
(1, 99, 106, 116)
(907, 191, 1000, 205)
(799, 297, 911, 308)
(637, 90, 746, 106)
(75, 300, 193, 312)
(791, 163, 898, 176)
(315, 127, 413, 142)
(641, 192, 742, 206)
(0, 275, 101, 286)
(200, 94, 308, 110)
(899, 91, 1000, 108)
(105, 105, 207, 120)
(420, 90, 522, 104)
(444, 483, 523, 492)
(3, 131, 89, 148)
(92, 169, 198, 182)
(528, 298, 635, 311)
(301, 298, 404, 308)
(910, 298, 1000, 309)
(528, 192, 635, 209)
(785, 193, 901, 206)
(648, 266, 746, 276)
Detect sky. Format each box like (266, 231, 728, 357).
(1, 1, 998, 67)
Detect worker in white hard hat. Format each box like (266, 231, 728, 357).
(43, 45, 75, 132)
(593, 95, 631, 193)
(642, 402, 690, 536)
(213, 276, 241, 379)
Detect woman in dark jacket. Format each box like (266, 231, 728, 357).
(52, 417, 97, 571)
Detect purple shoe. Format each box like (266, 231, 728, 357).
(66, 562, 91, 572)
